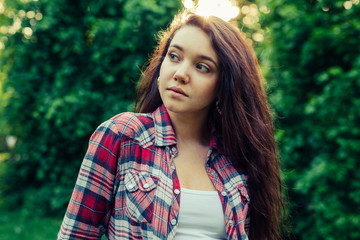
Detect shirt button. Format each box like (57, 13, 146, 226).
(171, 219, 177, 225)
(210, 171, 216, 175)
(229, 220, 234, 226)
(221, 191, 227, 196)
(171, 165, 176, 170)
(171, 147, 177, 152)
(143, 183, 150, 189)
(174, 189, 180, 195)
(128, 184, 135, 190)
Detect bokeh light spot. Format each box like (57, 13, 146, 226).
(30, 19, 36, 26)
(35, 12, 43, 21)
(249, 4, 258, 16)
(23, 27, 33, 39)
(241, 5, 250, 14)
(344, 1, 353, 9)
(27, 11, 36, 19)
(259, 6, 270, 14)
(253, 32, 264, 42)
(19, 10, 26, 18)
(0, 26, 7, 34)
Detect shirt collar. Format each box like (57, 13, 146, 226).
(151, 104, 225, 155)
(152, 104, 177, 147)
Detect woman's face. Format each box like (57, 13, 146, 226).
(158, 25, 219, 117)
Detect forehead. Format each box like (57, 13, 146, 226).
(170, 25, 218, 63)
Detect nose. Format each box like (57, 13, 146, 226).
(173, 61, 190, 84)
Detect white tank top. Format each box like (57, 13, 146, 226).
(175, 187, 227, 239)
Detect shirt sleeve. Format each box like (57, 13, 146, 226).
(57, 120, 120, 240)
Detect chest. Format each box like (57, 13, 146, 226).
(114, 142, 250, 239)
(116, 142, 248, 199)
(176, 188, 227, 239)
(173, 144, 216, 190)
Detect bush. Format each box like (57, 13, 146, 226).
(259, 0, 360, 239)
(0, 0, 181, 215)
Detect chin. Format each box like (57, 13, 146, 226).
(165, 104, 187, 113)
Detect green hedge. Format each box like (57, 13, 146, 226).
(0, 0, 181, 215)
(259, 0, 360, 239)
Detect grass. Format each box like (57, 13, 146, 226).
(0, 205, 107, 240)
(0, 206, 63, 240)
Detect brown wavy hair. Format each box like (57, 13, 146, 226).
(135, 10, 285, 240)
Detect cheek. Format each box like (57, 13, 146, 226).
(195, 79, 218, 105)
(204, 78, 218, 97)
(159, 59, 173, 78)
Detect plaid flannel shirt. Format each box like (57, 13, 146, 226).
(58, 104, 250, 240)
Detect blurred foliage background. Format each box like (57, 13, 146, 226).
(259, 0, 360, 239)
(0, 0, 359, 239)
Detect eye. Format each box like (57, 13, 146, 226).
(168, 52, 179, 62)
(196, 63, 210, 73)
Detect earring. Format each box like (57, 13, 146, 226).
(157, 77, 160, 87)
(216, 99, 222, 115)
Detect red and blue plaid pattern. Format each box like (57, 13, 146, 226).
(58, 105, 250, 240)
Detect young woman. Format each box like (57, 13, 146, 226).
(58, 10, 284, 240)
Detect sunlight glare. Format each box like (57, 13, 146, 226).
(183, 0, 195, 9)
(182, 0, 240, 21)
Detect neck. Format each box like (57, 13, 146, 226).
(167, 110, 210, 146)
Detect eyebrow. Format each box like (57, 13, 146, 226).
(169, 44, 218, 67)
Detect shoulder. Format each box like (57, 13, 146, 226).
(93, 112, 155, 144)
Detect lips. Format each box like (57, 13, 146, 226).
(168, 87, 188, 97)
